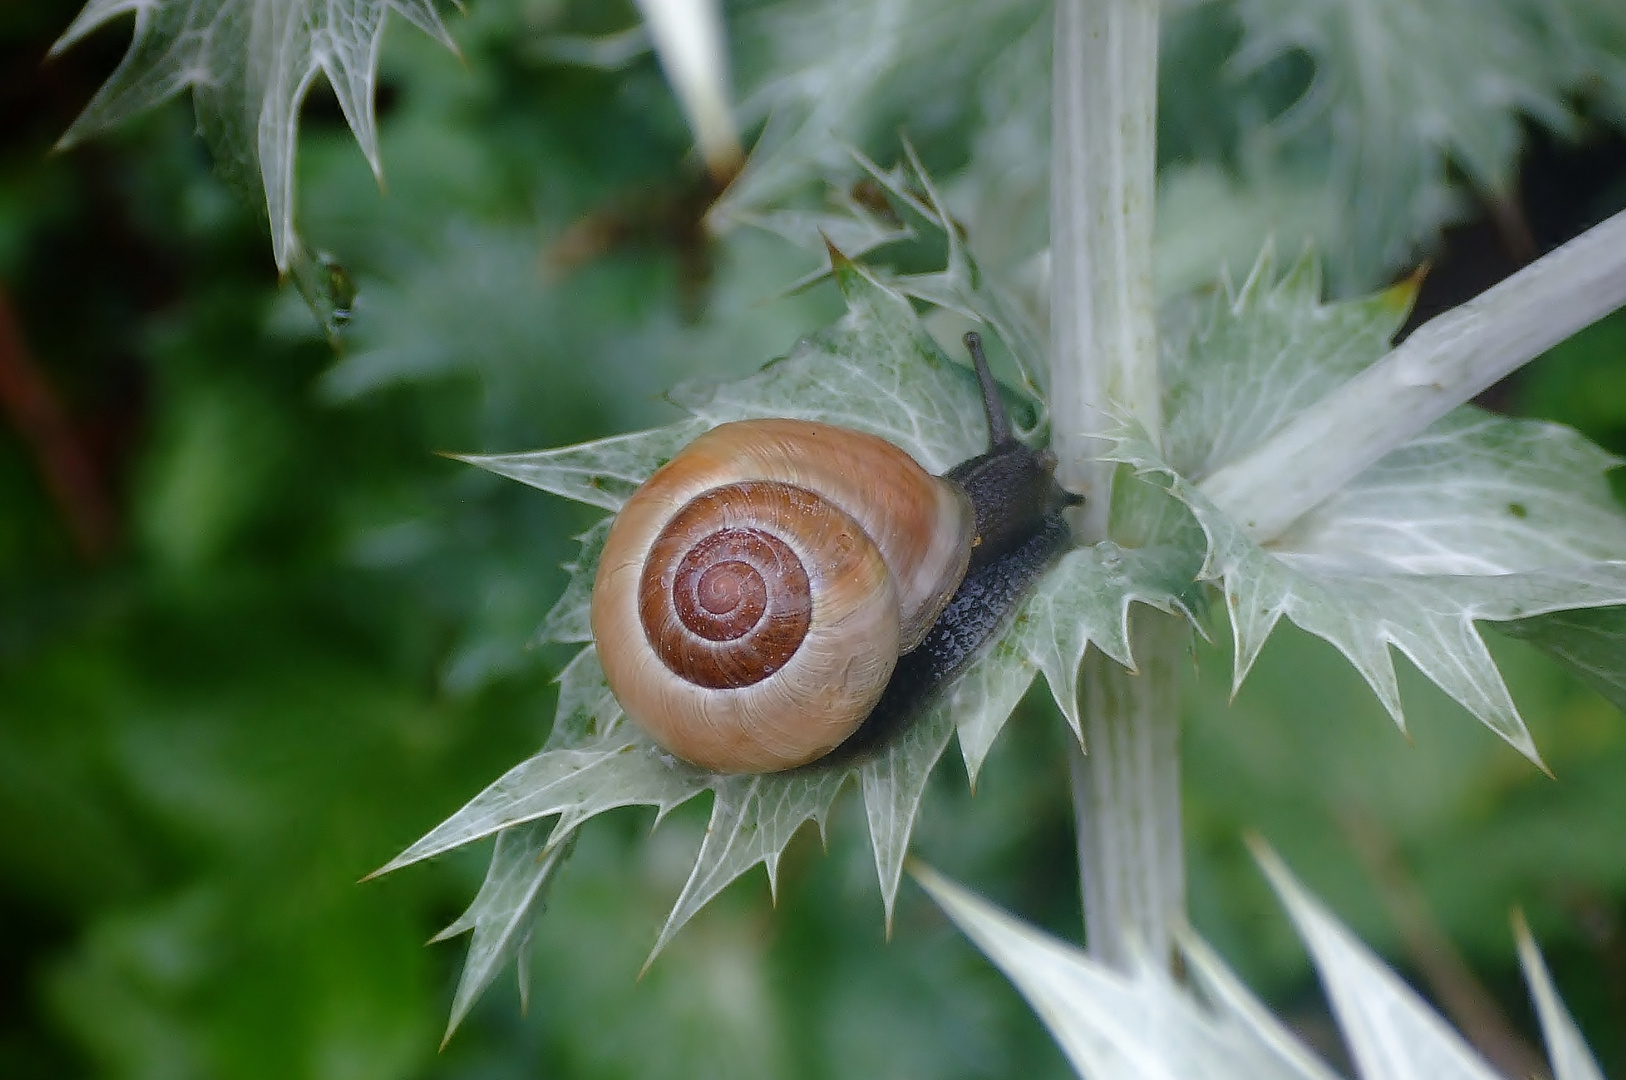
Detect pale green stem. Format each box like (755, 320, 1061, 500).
(1070, 609, 1186, 970)
(636, 0, 742, 178)
(1050, 0, 1182, 969)
(1201, 206, 1626, 541)
(1050, 0, 1161, 540)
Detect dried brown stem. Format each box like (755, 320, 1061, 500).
(0, 286, 115, 559)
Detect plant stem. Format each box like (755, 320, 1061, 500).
(1050, 0, 1161, 540)
(1050, 0, 1182, 969)
(1200, 206, 1626, 542)
(1070, 608, 1186, 970)
(635, 0, 742, 180)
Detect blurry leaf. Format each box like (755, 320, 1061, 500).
(285, 245, 357, 345)
(431, 820, 574, 1044)
(1253, 840, 1507, 1079)
(138, 382, 288, 571)
(1548, 0, 1626, 124)
(1152, 162, 1337, 301)
(913, 862, 1340, 1079)
(1232, 0, 1574, 285)
(1513, 911, 1608, 1080)
(716, 0, 1044, 221)
(636, 0, 741, 176)
(1106, 246, 1626, 764)
(52, 0, 458, 271)
(1500, 606, 1626, 714)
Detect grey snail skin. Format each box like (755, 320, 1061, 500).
(589, 333, 1078, 773)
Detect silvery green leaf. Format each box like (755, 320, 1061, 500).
(544, 647, 625, 752)
(1174, 932, 1346, 1080)
(432, 820, 574, 1044)
(1499, 606, 1626, 714)
(740, 146, 1050, 398)
(1273, 410, 1626, 574)
(943, 609, 1045, 789)
(860, 700, 957, 931)
(52, 0, 456, 274)
(912, 863, 1338, 1079)
(1514, 911, 1607, 1080)
(1253, 841, 1505, 1080)
(1232, 0, 1575, 286)
(1162, 245, 1418, 481)
(1113, 421, 1626, 765)
(646, 767, 851, 967)
(851, 144, 1049, 396)
(457, 419, 710, 513)
(1109, 251, 1626, 764)
(371, 696, 711, 877)
(949, 531, 1207, 784)
(669, 256, 1010, 472)
(1022, 536, 1206, 739)
(534, 520, 612, 647)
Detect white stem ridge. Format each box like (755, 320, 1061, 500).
(1201, 207, 1626, 541)
(1051, 0, 1181, 971)
(1071, 610, 1186, 971)
(1050, 0, 1161, 539)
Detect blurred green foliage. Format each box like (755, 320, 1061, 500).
(3, 0, 1626, 1077)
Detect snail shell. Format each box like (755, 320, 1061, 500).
(591, 419, 975, 772)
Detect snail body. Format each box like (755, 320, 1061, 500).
(591, 334, 1075, 773)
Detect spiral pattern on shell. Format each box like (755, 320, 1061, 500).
(591, 419, 974, 773)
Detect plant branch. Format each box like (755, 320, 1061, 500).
(1049, 0, 1160, 539)
(1070, 608, 1185, 971)
(1200, 207, 1626, 541)
(1051, 0, 1180, 970)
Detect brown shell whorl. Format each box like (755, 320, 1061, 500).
(590, 419, 976, 773)
(638, 483, 814, 689)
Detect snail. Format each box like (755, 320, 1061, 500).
(591, 333, 1077, 773)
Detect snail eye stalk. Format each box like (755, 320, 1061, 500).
(963, 331, 1014, 449)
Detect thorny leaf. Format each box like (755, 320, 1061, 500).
(1103, 246, 1626, 765)
(914, 862, 1341, 1079)
(918, 846, 1608, 1080)
(52, 0, 457, 282)
(1514, 911, 1609, 1080)
(380, 256, 1207, 1025)
(1232, 0, 1576, 286)
(430, 820, 574, 1044)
